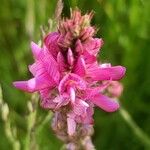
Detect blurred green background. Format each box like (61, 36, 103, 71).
(0, 0, 150, 149)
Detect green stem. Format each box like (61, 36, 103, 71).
(0, 85, 20, 150)
(119, 107, 150, 148)
(4, 118, 20, 150)
(37, 112, 52, 133)
(71, 0, 77, 8)
(24, 94, 39, 150)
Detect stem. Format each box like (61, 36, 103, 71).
(4, 121, 20, 150)
(71, 0, 77, 8)
(119, 107, 150, 148)
(37, 112, 52, 133)
(24, 94, 39, 150)
(0, 85, 20, 150)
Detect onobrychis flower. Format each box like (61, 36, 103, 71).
(13, 9, 126, 137)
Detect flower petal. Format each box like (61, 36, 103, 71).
(69, 87, 76, 104)
(32, 51, 60, 84)
(83, 50, 97, 64)
(73, 56, 86, 77)
(31, 42, 41, 59)
(28, 63, 37, 76)
(58, 73, 86, 94)
(13, 77, 53, 92)
(44, 32, 60, 58)
(67, 117, 76, 136)
(13, 78, 37, 92)
(40, 98, 56, 109)
(73, 99, 89, 116)
(88, 66, 126, 81)
(57, 52, 67, 72)
(75, 39, 83, 53)
(82, 38, 103, 55)
(91, 93, 120, 112)
(67, 48, 74, 66)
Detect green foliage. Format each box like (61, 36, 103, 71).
(0, 0, 150, 149)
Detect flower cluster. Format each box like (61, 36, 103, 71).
(13, 9, 125, 148)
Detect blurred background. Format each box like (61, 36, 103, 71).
(0, 0, 150, 149)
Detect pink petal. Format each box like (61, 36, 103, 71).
(80, 27, 95, 41)
(82, 38, 103, 55)
(13, 78, 36, 92)
(68, 73, 86, 90)
(88, 66, 126, 81)
(73, 56, 86, 77)
(57, 52, 67, 72)
(100, 63, 111, 68)
(40, 88, 52, 99)
(30, 61, 57, 87)
(69, 87, 76, 104)
(67, 48, 74, 66)
(73, 99, 89, 116)
(91, 93, 120, 112)
(67, 117, 76, 136)
(28, 63, 37, 76)
(55, 96, 70, 109)
(58, 74, 70, 93)
(13, 77, 52, 92)
(33, 51, 60, 85)
(40, 98, 56, 109)
(44, 32, 60, 58)
(85, 82, 110, 99)
(43, 53, 60, 84)
(31, 42, 41, 59)
(75, 39, 83, 53)
(83, 50, 97, 64)
(58, 73, 86, 94)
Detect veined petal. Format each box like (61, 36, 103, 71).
(67, 117, 76, 136)
(88, 66, 126, 81)
(83, 50, 96, 64)
(73, 56, 86, 77)
(69, 87, 76, 104)
(73, 99, 89, 116)
(75, 39, 83, 53)
(40, 88, 52, 99)
(28, 63, 37, 76)
(57, 52, 67, 72)
(91, 93, 120, 112)
(43, 53, 60, 84)
(13, 78, 37, 92)
(32, 51, 60, 84)
(58, 74, 70, 93)
(85, 82, 110, 99)
(13, 77, 52, 92)
(40, 98, 56, 109)
(68, 73, 86, 90)
(44, 32, 60, 58)
(58, 73, 86, 94)
(67, 48, 74, 66)
(55, 96, 70, 109)
(29, 61, 58, 87)
(82, 38, 103, 55)
(31, 42, 41, 59)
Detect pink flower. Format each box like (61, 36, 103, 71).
(13, 9, 126, 138)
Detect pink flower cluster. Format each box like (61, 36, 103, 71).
(13, 10, 126, 136)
